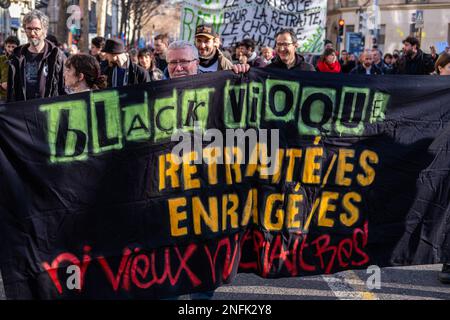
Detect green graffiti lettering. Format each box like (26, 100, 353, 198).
(264, 79, 299, 122)
(224, 80, 247, 129)
(182, 7, 195, 42)
(335, 87, 370, 136)
(247, 81, 263, 128)
(40, 100, 88, 163)
(154, 89, 177, 142)
(181, 87, 214, 131)
(298, 87, 336, 136)
(90, 90, 123, 154)
(123, 93, 150, 141)
(370, 92, 389, 123)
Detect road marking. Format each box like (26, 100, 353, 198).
(215, 285, 336, 298)
(322, 271, 379, 300)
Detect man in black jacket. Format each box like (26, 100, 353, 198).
(7, 10, 66, 102)
(350, 52, 383, 75)
(266, 28, 315, 72)
(102, 38, 150, 88)
(395, 36, 438, 75)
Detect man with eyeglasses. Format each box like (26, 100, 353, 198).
(7, 10, 67, 102)
(194, 24, 234, 73)
(266, 28, 315, 72)
(167, 40, 249, 80)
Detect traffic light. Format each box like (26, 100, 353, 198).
(338, 19, 345, 37)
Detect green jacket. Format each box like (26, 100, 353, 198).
(0, 54, 9, 99)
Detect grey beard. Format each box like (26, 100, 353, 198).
(30, 38, 42, 47)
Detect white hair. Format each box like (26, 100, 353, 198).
(167, 40, 199, 60)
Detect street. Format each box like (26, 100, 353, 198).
(1, 264, 449, 300)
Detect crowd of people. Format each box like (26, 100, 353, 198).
(1, 9, 449, 104)
(0, 9, 448, 294)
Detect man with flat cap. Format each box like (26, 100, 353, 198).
(194, 24, 233, 73)
(102, 38, 150, 88)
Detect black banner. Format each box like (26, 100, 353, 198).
(0, 68, 449, 299)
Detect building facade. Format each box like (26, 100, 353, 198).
(327, 0, 450, 55)
(0, 0, 35, 45)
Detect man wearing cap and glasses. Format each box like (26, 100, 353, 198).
(194, 24, 234, 73)
(7, 10, 67, 102)
(102, 38, 150, 88)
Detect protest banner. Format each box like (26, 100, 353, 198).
(0, 69, 449, 299)
(180, 0, 327, 52)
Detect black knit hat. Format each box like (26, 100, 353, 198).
(102, 38, 125, 54)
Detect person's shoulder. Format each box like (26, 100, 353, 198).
(301, 61, 316, 71)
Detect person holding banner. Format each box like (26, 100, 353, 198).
(166, 40, 249, 80)
(63, 53, 107, 94)
(194, 24, 234, 73)
(265, 29, 315, 72)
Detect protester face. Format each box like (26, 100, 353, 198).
(325, 43, 333, 50)
(5, 42, 17, 56)
(235, 46, 242, 57)
(384, 56, 392, 65)
(25, 18, 46, 48)
(90, 45, 101, 56)
(261, 48, 273, 61)
(139, 54, 152, 70)
(275, 33, 297, 66)
(195, 35, 216, 58)
(349, 53, 356, 61)
(403, 42, 416, 56)
(325, 52, 336, 64)
(238, 45, 249, 57)
(362, 53, 373, 68)
(105, 52, 127, 67)
(130, 55, 138, 64)
(154, 39, 167, 55)
(372, 50, 381, 63)
(167, 48, 199, 79)
(439, 63, 450, 76)
(63, 64, 83, 91)
(341, 51, 348, 61)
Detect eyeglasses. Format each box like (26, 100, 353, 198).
(25, 27, 42, 34)
(168, 59, 197, 67)
(275, 42, 294, 48)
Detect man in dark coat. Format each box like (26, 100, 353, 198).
(395, 36, 438, 75)
(7, 10, 66, 102)
(350, 51, 383, 75)
(102, 38, 150, 88)
(265, 28, 315, 72)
